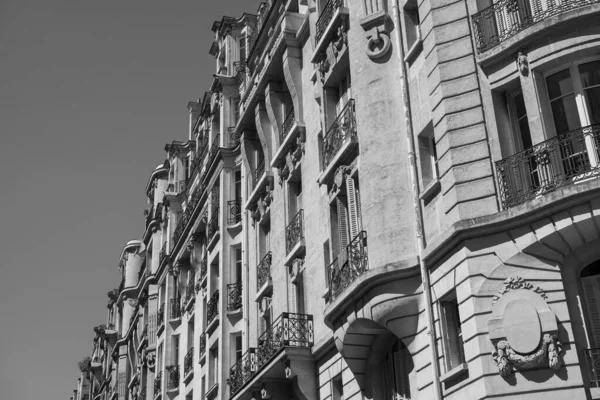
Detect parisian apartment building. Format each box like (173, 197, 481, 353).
(69, 0, 600, 399)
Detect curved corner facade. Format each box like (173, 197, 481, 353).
(71, 0, 600, 400)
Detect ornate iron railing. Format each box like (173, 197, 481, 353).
(316, 0, 344, 43)
(157, 303, 165, 330)
(202, 134, 221, 180)
(208, 209, 219, 239)
(286, 209, 304, 254)
(471, 0, 600, 53)
(253, 158, 266, 189)
(227, 282, 243, 311)
(228, 348, 257, 396)
(495, 124, 600, 209)
(228, 127, 241, 148)
(322, 99, 357, 169)
(199, 332, 206, 357)
(256, 252, 273, 291)
(173, 182, 205, 247)
(584, 348, 600, 386)
(280, 108, 295, 144)
(228, 199, 242, 225)
(159, 242, 168, 266)
(207, 290, 220, 325)
(166, 366, 179, 390)
(170, 297, 181, 320)
(200, 255, 208, 283)
(256, 312, 313, 368)
(185, 273, 195, 305)
(153, 371, 162, 395)
(184, 347, 194, 376)
(329, 231, 369, 299)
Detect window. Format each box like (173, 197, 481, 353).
(234, 169, 242, 200)
(239, 37, 246, 63)
(440, 292, 465, 371)
(331, 374, 344, 400)
(335, 73, 351, 117)
(233, 100, 240, 124)
(382, 340, 411, 399)
(235, 335, 243, 362)
(210, 347, 219, 386)
(580, 260, 600, 348)
(259, 222, 270, 259)
(288, 180, 303, 219)
(418, 122, 439, 189)
(330, 174, 362, 257)
(403, 0, 421, 54)
(234, 247, 242, 283)
(173, 335, 180, 366)
(546, 60, 600, 135)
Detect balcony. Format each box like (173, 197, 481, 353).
(208, 209, 220, 248)
(185, 274, 195, 311)
(199, 256, 208, 287)
(280, 108, 295, 144)
(199, 332, 207, 364)
(157, 303, 165, 335)
(584, 348, 600, 391)
(228, 127, 241, 148)
(184, 347, 194, 382)
(207, 290, 220, 332)
(471, 0, 600, 54)
(201, 134, 221, 182)
(328, 231, 369, 300)
(167, 180, 187, 194)
(228, 199, 242, 225)
(313, 0, 348, 64)
(285, 210, 305, 265)
(159, 242, 168, 267)
(153, 371, 162, 399)
(227, 282, 243, 312)
(256, 252, 273, 300)
(228, 312, 313, 397)
(253, 158, 266, 190)
(495, 124, 600, 209)
(172, 182, 205, 249)
(319, 100, 358, 183)
(170, 298, 182, 321)
(166, 366, 179, 392)
(228, 348, 257, 396)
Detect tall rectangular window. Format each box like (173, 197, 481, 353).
(235, 335, 243, 362)
(235, 169, 242, 200)
(440, 292, 465, 371)
(332, 374, 344, 400)
(235, 247, 242, 282)
(403, 0, 421, 52)
(239, 37, 246, 63)
(418, 122, 439, 189)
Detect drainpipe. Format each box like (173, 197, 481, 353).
(392, 2, 442, 399)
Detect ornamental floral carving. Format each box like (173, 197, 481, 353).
(493, 333, 562, 377)
(491, 276, 546, 306)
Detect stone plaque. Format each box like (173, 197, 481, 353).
(503, 300, 541, 354)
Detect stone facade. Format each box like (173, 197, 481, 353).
(72, 0, 600, 399)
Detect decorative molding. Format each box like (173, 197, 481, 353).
(491, 276, 546, 306)
(517, 51, 529, 76)
(493, 334, 562, 377)
(359, 9, 391, 60)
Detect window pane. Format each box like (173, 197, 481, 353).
(518, 117, 533, 149)
(579, 60, 600, 89)
(584, 87, 600, 125)
(514, 92, 527, 118)
(550, 94, 581, 134)
(547, 68, 574, 100)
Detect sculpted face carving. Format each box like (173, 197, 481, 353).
(488, 276, 562, 377)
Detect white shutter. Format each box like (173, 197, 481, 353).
(337, 197, 349, 249)
(581, 276, 600, 347)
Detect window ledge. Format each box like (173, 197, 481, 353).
(404, 37, 423, 63)
(420, 179, 441, 202)
(439, 362, 468, 382)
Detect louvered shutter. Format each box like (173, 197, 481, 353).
(441, 301, 463, 370)
(383, 351, 395, 400)
(290, 283, 297, 313)
(581, 276, 600, 347)
(337, 197, 349, 249)
(346, 177, 361, 240)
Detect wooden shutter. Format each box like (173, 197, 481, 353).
(337, 197, 349, 249)
(346, 177, 361, 240)
(441, 300, 464, 370)
(581, 275, 600, 347)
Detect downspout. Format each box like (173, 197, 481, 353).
(391, 2, 443, 399)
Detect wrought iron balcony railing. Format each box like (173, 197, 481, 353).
(208, 209, 219, 239)
(316, 0, 344, 43)
(286, 209, 304, 254)
(228, 199, 242, 225)
(157, 303, 165, 330)
(207, 290, 220, 325)
(153, 371, 162, 395)
(167, 366, 179, 390)
(200, 256, 208, 283)
(496, 124, 600, 209)
(253, 158, 266, 189)
(202, 134, 221, 181)
(184, 347, 194, 377)
(256, 312, 314, 369)
(185, 274, 195, 305)
(199, 332, 206, 357)
(170, 297, 182, 320)
(227, 282, 243, 311)
(329, 231, 369, 300)
(172, 183, 205, 247)
(228, 348, 257, 396)
(584, 348, 600, 386)
(280, 108, 295, 144)
(471, 0, 600, 53)
(256, 251, 273, 291)
(322, 99, 357, 169)
(228, 127, 241, 148)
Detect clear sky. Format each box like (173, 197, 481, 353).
(0, 1, 262, 398)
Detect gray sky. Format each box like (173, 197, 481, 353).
(0, 1, 262, 398)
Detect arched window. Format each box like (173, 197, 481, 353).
(382, 340, 412, 400)
(581, 259, 600, 348)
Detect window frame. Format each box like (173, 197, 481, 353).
(439, 291, 466, 373)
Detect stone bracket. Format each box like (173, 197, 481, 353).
(359, 10, 392, 60)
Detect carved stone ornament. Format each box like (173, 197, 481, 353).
(359, 3, 392, 60)
(488, 276, 562, 377)
(278, 165, 290, 186)
(284, 359, 295, 380)
(289, 258, 304, 284)
(332, 165, 352, 193)
(263, 185, 273, 207)
(517, 51, 529, 76)
(146, 351, 156, 372)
